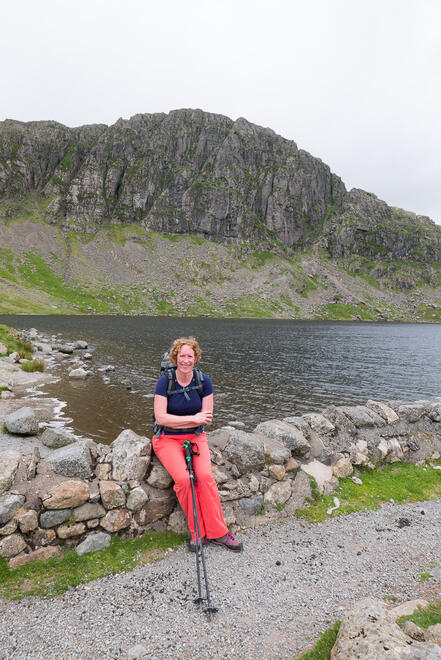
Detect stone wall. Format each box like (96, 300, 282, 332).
(1, 397, 441, 568)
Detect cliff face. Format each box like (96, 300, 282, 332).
(1, 109, 440, 263)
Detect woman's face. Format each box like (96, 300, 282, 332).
(177, 344, 195, 375)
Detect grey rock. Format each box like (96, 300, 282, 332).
(68, 368, 89, 379)
(59, 344, 74, 354)
(255, 420, 310, 457)
(0, 494, 25, 524)
(397, 404, 426, 423)
(127, 645, 149, 660)
(339, 405, 386, 428)
(4, 407, 39, 435)
(126, 487, 149, 512)
(40, 509, 72, 528)
(46, 441, 92, 478)
(75, 532, 111, 556)
(239, 495, 263, 515)
(26, 447, 40, 480)
(72, 502, 105, 522)
(262, 436, 291, 464)
(264, 480, 292, 506)
(41, 427, 77, 448)
(0, 450, 21, 494)
(331, 597, 440, 659)
(428, 402, 441, 422)
(223, 430, 265, 475)
(146, 458, 173, 489)
(282, 416, 311, 436)
(74, 340, 88, 349)
(111, 429, 152, 481)
(302, 413, 335, 434)
(0, 532, 27, 558)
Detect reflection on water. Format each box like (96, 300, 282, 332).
(1, 315, 440, 443)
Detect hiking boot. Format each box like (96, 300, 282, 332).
(188, 536, 208, 553)
(211, 530, 243, 553)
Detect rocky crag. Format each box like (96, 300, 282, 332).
(1, 109, 441, 319)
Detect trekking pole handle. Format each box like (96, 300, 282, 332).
(183, 440, 195, 479)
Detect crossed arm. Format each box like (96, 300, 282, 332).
(153, 393, 214, 429)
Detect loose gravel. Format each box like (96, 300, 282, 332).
(1, 500, 440, 660)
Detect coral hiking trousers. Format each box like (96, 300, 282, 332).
(152, 432, 228, 540)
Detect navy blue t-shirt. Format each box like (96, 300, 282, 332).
(155, 372, 213, 416)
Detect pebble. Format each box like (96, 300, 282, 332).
(0, 500, 440, 659)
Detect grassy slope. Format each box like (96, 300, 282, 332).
(1, 214, 441, 319)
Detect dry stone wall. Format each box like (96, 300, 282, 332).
(1, 395, 441, 568)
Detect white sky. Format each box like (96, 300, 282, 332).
(2, 0, 441, 223)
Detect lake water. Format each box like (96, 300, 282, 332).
(1, 315, 440, 444)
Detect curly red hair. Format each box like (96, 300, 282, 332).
(169, 336, 202, 365)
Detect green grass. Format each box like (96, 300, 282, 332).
(398, 599, 441, 629)
(0, 530, 186, 600)
(318, 303, 375, 321)
(418, 305, 441, 322)
(296, 621, 341, 659)
(20, 358, 44, 372)
(0, 324, 34, 358)
(295, 462, 441, 523)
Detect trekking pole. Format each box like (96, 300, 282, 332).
(183, 440, 218, 615)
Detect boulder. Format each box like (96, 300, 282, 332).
(72, 502, 105, 521)
(239, 495, 263, 515)
(390, 600, 430, 621)
(8, 545, 60, 569)
(100, 508, 131, 532)
(255, 420, 310, 457)
(211, 465, 229, 485)
(146, 458, 173, 489)
(263, 436, 291, 464)
(110, 429, 152, 482)
(59, 344, 74, 354)
(301, 460, 335, 494)
(76, 532, 111, 556)
(269, 464, 286, 481)
(74, 340, 88, 349)
(42, 481, 89, 509)
(0, 450, 21, 494)
(425, 624, 441, 644)
(397, 404, 426, 423)
(167, 508, 189, 535)
(0, 494, 25, 524)
(282, 416, 311, 436)
(428, 402, 441, 423)
(302, 413, 335, 434)
(17, 509, 38, 533)
(46, 441, 92, 478)
(0, 518, 18, 535)
(41, 428, 77, 448)
(4, 407, 39, 435)
(134, 488, 175, 526)
(263, 480, 292, 507)
(99, 481, 126, 509)
(332, 457, 354, 478)
(40, 509, 72, 528)
(0, 533, 27, 558)
(126, 487, 149, 512)
(339, 405, 386, 428)
(32, 528, 56, 546)
(223, 430, 265, 474)
(68, 368, 89, 379)
(366, 400, 399, 424)
(285, 470, 312, 513)
(330, 597, 441, 659)
(56, 523, 86, 539)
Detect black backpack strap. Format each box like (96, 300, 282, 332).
(166, 367, 176, 397)
(193, 368, 204, 398)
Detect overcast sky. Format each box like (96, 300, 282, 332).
(2, 0, 441, 223)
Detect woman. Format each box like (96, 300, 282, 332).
(153, 336, 242, 553)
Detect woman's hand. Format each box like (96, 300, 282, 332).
(193, 410, 213, 425)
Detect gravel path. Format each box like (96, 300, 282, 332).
(1, 500, 440, 660)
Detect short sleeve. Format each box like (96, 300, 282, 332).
(155, 374, 168, 397)
(202, 373, 213, 397)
